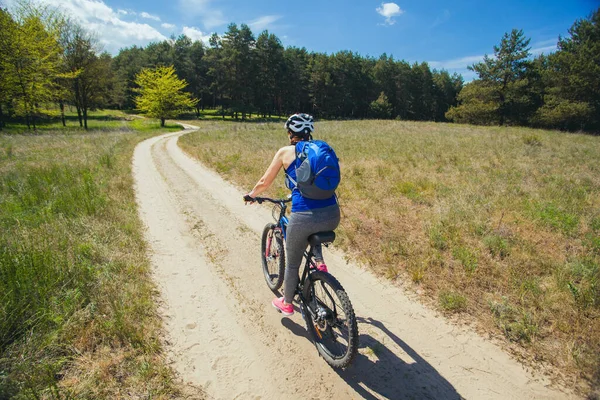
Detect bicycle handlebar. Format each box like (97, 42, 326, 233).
(243, 195, 291, 205)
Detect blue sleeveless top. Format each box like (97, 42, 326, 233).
(285, 162, 337, 212)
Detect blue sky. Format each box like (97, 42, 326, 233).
(3, 0, 597, 80)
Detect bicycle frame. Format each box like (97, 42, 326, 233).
(276, 203, 289, 241)
(253, 195, 358, 368)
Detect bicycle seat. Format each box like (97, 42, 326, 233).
(308, 231, 336, 246)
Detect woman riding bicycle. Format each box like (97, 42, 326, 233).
(245, 113, 340, 316)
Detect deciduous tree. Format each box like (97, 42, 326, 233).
(134, 65, 197, 126)
(1, 4, 63, 129)
(0, 8, 17, 130)
(62, 25, 112, 129)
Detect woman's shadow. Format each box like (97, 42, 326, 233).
(282, 315, 463, 399)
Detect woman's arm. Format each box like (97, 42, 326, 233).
(247, 147, 286, 198)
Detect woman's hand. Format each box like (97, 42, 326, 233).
(243, 193, 255, 204)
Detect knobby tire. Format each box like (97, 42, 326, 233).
(261, 223, 285, 291)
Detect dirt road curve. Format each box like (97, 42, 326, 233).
(132, 125, 574, 400)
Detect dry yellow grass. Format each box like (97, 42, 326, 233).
(179, 119, 600, 395)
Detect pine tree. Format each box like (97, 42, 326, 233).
(281, 47, 311, 115)
(471, 29, 533, 125)
(533, 8, 600, 131)
(111, 45, 148, 109)
(432, 70, 463, 121)
(255, 31, 284, 118)
(447, 29, 534, 126)
(205, 33, 227, 115)
(369, 92, 393, 119)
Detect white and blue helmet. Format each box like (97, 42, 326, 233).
(285, 113, 314, 136)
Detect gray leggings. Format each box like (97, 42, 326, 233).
(283, 204, 340, 303)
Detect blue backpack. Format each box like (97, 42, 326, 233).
(286, 140, 340, 200)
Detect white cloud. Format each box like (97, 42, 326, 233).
(429, 42, 558, 82)
(182, 26, 211, 43)
(140, 11, 160, 22)
(428, 55, 486, 82)
(13, 0, 167, 54)
(376, 2, 404, 25)
(530, 45, 557, 55)
(429, 55, 485, 70)
(178, 0, 226, 29)
(162, 23, 176, 29)
(530, 39, 558, 56)
(248, 15, 281, 31)
(429, 42, 557, 81)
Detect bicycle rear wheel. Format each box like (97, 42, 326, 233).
(261, 223, 285, 291)
(302, 271, 359, 369)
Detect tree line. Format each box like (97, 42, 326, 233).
(111, 25, 464, 122)
(0, 3, 463, 129)
(0, 3, 598, 132)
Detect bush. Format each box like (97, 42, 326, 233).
(530, 96, 593, 131)
(369, 92, 393, 119)
(489, 299, 539, 343)
(483, 234, 511, 259)
(439, 291, 467, 312)
(522, 133, 542, 146)
(445, 82, 499, 125)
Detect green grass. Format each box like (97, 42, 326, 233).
(176, 107, 287, 122)
(1, 109, 182, 134)
(489, 298, 540, 343)
(452, 245, 479, 273)
(178, 119, 600, 394)
(0, 114, 185, 397)
(439, 291, 468, 312)
(2, 109, 129, 133)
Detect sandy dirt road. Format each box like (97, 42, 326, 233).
(132, 124, 574, 400)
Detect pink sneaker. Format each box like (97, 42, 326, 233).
(316, 263, 328, 273)
(272, 297, 294, 316)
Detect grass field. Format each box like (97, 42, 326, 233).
(183, 107, 286, 122)
(0, 109, 168, 134)
(178, 119, 600, 394)
(0, 113, 186, 398)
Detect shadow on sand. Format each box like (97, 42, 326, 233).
(281, 315, 463, 399)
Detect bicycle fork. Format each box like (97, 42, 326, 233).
(265, 227, 282, 260)
(265, 231, 273, 259)
(297, 278, 334, 340)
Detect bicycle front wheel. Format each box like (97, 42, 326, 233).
(302, 271, 359, 369)
(261, 223, 285, 291)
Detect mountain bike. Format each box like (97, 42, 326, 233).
(247, 195, 359, 369)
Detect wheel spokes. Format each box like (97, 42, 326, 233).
(310, 281, 351, 358)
